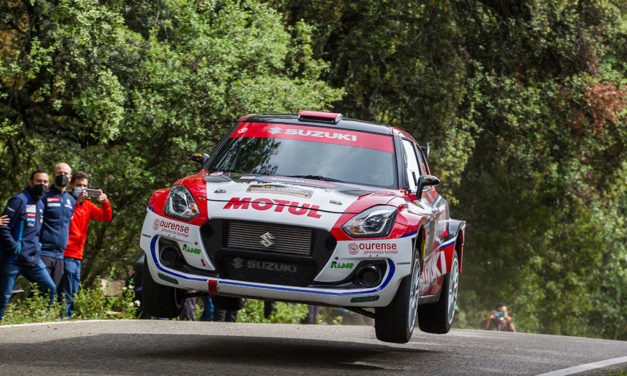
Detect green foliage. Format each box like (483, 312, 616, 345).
(72, 282, 138, 320)
(269, 0, 626, 339)
(236, 299, 308, 324)
(1, 280, 137, 324)
(1, 288, 64, 325)
(0, 0, 624, 339)
(0, 0, 342, 287)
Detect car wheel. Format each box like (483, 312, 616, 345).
(141, 259, 185, 318)
(418, 250, 459, 334)
(374, 247, 420, 343)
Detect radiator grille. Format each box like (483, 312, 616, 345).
(226, 221, 312, 255)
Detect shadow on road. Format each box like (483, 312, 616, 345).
(0, 333, 432, 374)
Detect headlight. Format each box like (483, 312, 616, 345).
(164, 185, 199, 221)
(342, 205, 397, 238)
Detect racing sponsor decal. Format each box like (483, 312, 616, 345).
(158, 272, 179, 285)
(182, 244, 201, 254)
(232, 122, 394, 153)
(331, 261, 354, 269)
(47, 197, 60, 202)
(232, 257, 298, 273)
(223, 197, 322, 218)
(348, 243, 359, 255)
(153, 218, 190, 238)
(348, 242, 398, 255)
(267, 176, 336, 189)
(422, 251, 447, 282)
(210, 171, 230, 177)
(26, 205, 36, 213)
(350, 295, 380, 303)
(246, 184, 313, 198)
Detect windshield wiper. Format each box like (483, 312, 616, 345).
(285, 175, 344, 183)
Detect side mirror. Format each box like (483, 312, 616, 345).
(191, 153, 209, 166)
(416, 174, 440, 199)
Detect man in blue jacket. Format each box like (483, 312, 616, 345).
(0, 170, 56, 321)
(40, 162, 76, 287)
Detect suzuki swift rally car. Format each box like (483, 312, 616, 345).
(139, 111, 465, 343)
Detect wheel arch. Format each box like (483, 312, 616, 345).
(448, 220, 466, 273)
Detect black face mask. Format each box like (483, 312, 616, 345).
(31, 184, 47, 199)
(55, 174, 69, 187)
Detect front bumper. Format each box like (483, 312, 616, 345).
(140, 211, 414, 307)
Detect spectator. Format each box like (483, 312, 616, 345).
(179, 297, 197, 320)
(302, 305, 321, 324)
(59, 171, 113, 317)
(481, 303, 516, 332)
(263, 300, 275, 319)
(214, 307, 238, 322)
(0, 170, 56, 320)
(213, 297, 244, 322)
(40, 163, 76, 287)
(200, 295, 214, 321)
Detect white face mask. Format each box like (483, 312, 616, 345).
(73, 187, 84, 198)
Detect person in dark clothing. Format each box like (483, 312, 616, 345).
(0, 170, 56, 320)
(263, 300, 276, 319)
(214, 308, 238, 322)
(40, 163, 75, 287)
(302, 305, 321, 324)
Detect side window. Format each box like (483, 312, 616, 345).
(402, 139, 420, 192)
(417, 148, 430, 175)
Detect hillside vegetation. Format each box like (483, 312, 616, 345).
(1, 0, 624, 339)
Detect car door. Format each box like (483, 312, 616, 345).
(415, 146, 451, 295)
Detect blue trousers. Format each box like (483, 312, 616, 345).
(0, 259, 56, 321)
(200, 295, 214, 321)
(59, 257, 81, 317)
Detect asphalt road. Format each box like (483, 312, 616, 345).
(0, 320, 625, 375)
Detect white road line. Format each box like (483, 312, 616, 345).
(0, 320, 111, 329)
(536, 356, 627, 376)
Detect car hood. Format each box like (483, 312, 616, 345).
(178, 173, 400, 215)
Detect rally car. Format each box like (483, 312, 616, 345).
(139, 111, 465, 343)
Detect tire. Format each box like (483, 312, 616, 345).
(141, 260, 185, 318)
(375, 247, 421, 343)
(418, 250, 459, 334)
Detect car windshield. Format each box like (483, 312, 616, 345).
(208, 131, 397, 189)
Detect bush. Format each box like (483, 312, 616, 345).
(236, 299, 308, 324)
(0, 279, 138, 325)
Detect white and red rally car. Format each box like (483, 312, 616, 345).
(139, 111, 465, 343)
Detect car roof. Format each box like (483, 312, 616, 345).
(243, 113, 396, 136)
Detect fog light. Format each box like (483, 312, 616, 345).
(355, 263, 384, 287)
(160, 244, 184, 268)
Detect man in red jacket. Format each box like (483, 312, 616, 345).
(60, 171, 113, 317)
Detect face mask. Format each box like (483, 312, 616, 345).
(73, 187, 84, 198)
(32, 184, 47, 199)
(55, 174, 69, 187)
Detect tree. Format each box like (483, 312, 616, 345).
(0, 0, 342, 284)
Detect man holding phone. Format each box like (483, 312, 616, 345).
(481, 303, 516, 332)
(60, 171, 113, 317)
